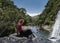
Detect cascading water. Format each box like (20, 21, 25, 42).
(50, 10, 60, 43)
(51, 10, 60, 39)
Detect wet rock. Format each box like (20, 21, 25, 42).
(50, 37, 57, 39)
(54, 39, 60, 43)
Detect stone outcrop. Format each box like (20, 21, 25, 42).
(0, 33, 52, 43)
(0, 37, 51, 43)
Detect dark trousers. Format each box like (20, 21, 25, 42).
(19, 29, 32, 37)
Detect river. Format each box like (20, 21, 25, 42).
(29, 26, 49, 38)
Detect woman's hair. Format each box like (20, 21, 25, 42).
(18, 18, 24, 24)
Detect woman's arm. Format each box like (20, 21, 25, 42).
(16, 24, 19, 35)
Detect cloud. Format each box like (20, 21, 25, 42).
(27, 12, 42, 17)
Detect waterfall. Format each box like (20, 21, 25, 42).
(51, 10, 60, 39)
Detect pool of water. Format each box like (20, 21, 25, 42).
(29, 26, 49, 38)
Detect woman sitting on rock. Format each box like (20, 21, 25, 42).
(17, 18, 24, 37)
(17, 18, 33, 38)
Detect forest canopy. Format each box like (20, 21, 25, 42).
(0, 0, 32, 36)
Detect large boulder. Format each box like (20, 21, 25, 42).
(0, 36, 52, 43)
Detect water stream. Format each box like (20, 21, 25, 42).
(30, 26, 48, 38)
(51, 11, 60, 39)
(49, 10, 60, 43)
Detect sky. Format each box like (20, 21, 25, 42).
(12, 0, 48, 16)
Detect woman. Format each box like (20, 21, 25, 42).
(17, 18, 33, 38)
(17, 18, 24, 37)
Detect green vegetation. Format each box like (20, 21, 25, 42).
(35, 0, 60, 29)
(0, 0, 32, 37)
(0, 0, 60, 36)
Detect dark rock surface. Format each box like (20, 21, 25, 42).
(0, 36, 52, 43)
